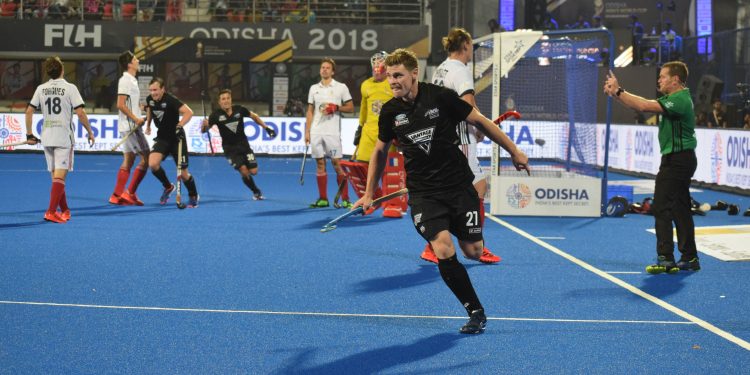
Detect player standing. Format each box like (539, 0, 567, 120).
(604, 62, 700, 273)
(305, 57, 355, 208)
(425, 27, 501, 264)
(25, 56, 95, 223)
(144, 77, 199, 207)
(353, 49, 530, 333)
(109, 51, 149, 206)
(347, 51, 407, 218)
(201, 89, 277, 200)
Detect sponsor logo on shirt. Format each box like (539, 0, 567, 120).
(405, 126, 435, 155)
(394, 114, 409, 127)
(424, 108, 439, 120)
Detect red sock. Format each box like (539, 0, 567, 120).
(128, 166, 147, 194)
(59, 190, 68, 212)
(337, 173, 349, 200)
(479, 198, 485, 226)
(317, 173, 328, 200)
(114, 168, 130, 196)
(48, 179, 65, 213)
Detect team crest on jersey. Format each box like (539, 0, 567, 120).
(394, 114, 409, 127)
(405, 127, 435, 155)
(219, 115, 227, 121)
(161, 103, 166, 108)
(424, 108, 439, 119)
(225, 121, 239, 133)
(371, 100, 383, 115)
(149, 100, 154, 106)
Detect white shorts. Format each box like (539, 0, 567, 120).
(310, 134, 343, 160)
(44, 146, 74, 172)
(120, 129, 149, 154)
(460, 143, 486, 185)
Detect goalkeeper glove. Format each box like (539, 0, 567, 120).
(353, 126, 362, 146)
(323, 103, 339, 115)
(265, 127, 277, 138)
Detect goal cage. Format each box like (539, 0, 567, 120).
(473, 29, 615, 217)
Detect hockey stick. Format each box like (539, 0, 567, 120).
(493, 110, 521, 125)
(299, 144, 309, 185)
(201, 90, 215, 155)
(321, 188, 408, 233)
(110, 119, 145, 152)
(0, 140, 31, 148)
(333, 145, 359, 208)
(175, 137, 187, 209)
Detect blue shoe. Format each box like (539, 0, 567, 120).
(160, 184, 175, 205)
(188, 195, 199, 208)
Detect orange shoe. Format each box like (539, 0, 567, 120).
(478, 248, 501, 264)
(44, 211, 66, 224)
(60, 210, 71, 221)
(383, 204, 403, 218)
(122, 191, 143, 206)
(109, 194, 131, 205)
(420, 244, 438, 264)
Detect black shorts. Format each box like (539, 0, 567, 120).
(408, 185, 483, 242)
(152, 136, 188, 168)
(225, 148, 258, 170)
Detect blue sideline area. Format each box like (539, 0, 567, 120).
(1, 153, 749, 373)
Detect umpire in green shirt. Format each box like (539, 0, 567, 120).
(604, 61, 700, 274)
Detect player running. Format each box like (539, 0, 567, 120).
(201, 89, 277, 200)
(25, 56, 96, 223)
(109, 51, 149, 206)
(144, 77, 199, 207)
(353, 49, 529, 334)
(424, 27, 501, 264)
(305, 57, 355, 208)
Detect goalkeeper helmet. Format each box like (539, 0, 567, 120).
(371, 51, 388, 75)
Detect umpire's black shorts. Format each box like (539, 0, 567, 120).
(152, 136, 188, 168)
(408, 185, 483, 243)
(225, 148, 258, 170)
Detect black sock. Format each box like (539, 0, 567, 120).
(184, 175, 198, 197)
(242, 174, 260, 194)
(438, 254, 483, 315)
(152, 167, 171, 187)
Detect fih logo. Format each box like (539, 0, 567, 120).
(506, 183, 531, 209)
(0, 115, 23, 147)
(711, 133, 723, 183)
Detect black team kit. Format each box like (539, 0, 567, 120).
(207, 105, 264, 198)
(146, 91, 199, 206)
(379, 82, 486, 333)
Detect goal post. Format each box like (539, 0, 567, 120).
(474, 29, 615, 217)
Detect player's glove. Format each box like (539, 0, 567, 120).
(264, 127, 277, 138)
(323, 103, 339, 115)
(26, 134, 41, 144)
(353, 126, 362, 146)
(176, 126, 186, 140)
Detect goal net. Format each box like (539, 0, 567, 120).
(473, 30, 610, 217)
